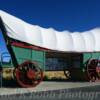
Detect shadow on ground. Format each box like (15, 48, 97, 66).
(1, 79, 20, 88)
(0, 78, 89, 88)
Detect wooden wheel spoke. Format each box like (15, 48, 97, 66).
(89, 69, 96, 71)
(89, 72, 95, 76)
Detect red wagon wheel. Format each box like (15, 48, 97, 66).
(14, 61, 43, 88)
(87, 59, 100, 82)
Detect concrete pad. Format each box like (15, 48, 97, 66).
(0, 82, 100, 95)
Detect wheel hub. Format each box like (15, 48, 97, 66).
(27, 69, 35, 79)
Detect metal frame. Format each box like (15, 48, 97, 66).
(0, 17, 18, 68)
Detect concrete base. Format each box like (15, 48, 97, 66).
(0, 82, 100, 95)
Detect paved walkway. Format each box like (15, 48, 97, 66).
(0, 82, 100, 95)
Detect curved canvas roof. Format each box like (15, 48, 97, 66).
(0, 10, 100, 52)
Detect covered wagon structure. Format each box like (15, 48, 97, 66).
(0, 10, 100, 88)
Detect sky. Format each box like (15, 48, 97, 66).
(0, 0, 100, 54)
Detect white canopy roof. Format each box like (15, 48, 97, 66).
(0, 10, 100, 52)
